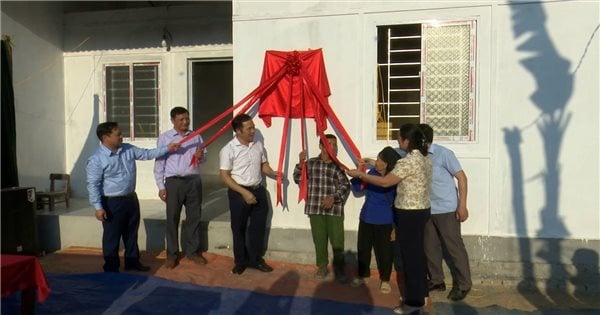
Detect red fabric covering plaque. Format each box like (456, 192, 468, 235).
(179, 48, 362, 205)
(258, 49, 331, 131)
(1, 254, 51, 302)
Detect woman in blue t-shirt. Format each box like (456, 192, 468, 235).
(350, 146, 401, 294)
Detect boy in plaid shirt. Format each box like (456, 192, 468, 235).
(293, 134, 351, 282)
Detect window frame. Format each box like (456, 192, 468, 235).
(421, 20, 477, 142)
(375, 19, 477, 142)
(103, 61, 161, 140)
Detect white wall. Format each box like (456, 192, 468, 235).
(1, 2, 65, 191)
(232, 0, 599, 239)
(65, 47, 233, 198)
(493, 1, 599, 239)
(6, 0, 596, 241)
(62, 3, 232, 199)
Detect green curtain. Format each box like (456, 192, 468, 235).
(1, 39, 19, 188)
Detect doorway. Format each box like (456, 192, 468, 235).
(189, 59, 233, 223)
(189, 59, 233, 178)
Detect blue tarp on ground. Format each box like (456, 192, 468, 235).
(1, 273, 391, 314)
(2, 273, 597, 314)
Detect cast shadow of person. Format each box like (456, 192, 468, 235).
(69, 94, 100, 199)
(311, 277, 375, 315)
(252, 128, 283, 259)
(254, 129, 298, 255)
(310, 251, 375, 315)
(505, 1, 598, 312)
(233, 270, 300, 314)
(253, 116, 294, 211)
(504, 127, 583, 313)
(570, 249, 600, 307)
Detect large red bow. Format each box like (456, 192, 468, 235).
(179, 49, 362, 206)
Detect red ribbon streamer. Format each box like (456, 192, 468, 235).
(177, 49, 363, 206)
(179, 64, 288, 166)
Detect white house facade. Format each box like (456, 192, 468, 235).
(2, 0, 598, 288)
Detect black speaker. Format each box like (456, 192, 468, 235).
(1, 187, 39, 255)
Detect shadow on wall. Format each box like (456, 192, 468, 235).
(69, 94, 100, 198)
(570, 249, 599, 305)
(505, 0, 599, 309)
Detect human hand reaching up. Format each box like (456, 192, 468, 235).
(167, 142, 181, 152)
(194, 149, 205, 159)
(346, 169, 364, 179)
(359, 157, 375, 167)
(298, 150, 307, 163)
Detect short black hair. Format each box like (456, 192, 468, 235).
(319, 134, 337, 146)
(419, 124, 434, 143)
(96, 122, 119, 140)
(232, 114, 253, 132)
(170, 106, 189, 119)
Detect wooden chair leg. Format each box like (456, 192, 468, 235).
(49, 196, 55, 211)
(65, 196, 70, 208)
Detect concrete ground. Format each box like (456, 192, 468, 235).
(32, 176, 598, 314)
(38, 246, 599, 314)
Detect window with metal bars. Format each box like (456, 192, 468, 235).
(376, 21, 476, 142)
(105, 63, 160, 139)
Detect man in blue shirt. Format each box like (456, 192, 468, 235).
(87, 122, 179, 272)
(419, 124, 472, 301)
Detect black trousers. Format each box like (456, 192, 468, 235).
(165, 175, 203, 260)
(356, 220, 394, 281)
(394, 208, 431, 307)
(227, 186, 269, 267)
(101, 194, 141, 272)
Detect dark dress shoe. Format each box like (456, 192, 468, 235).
(447, 287, 470, 301)
(163, 258, 178, 269)
(231, 264, 247, 275)
(252, 261, 273, 273)
(428, 282, 446, 291)
(124, 264, 151, 272)
(189, 254, 208, 265)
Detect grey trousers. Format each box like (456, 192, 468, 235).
(164, 175, 203, 260)
(424, 211, 472, 290)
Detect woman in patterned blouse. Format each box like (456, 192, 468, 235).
(347, 124, 432, 315)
